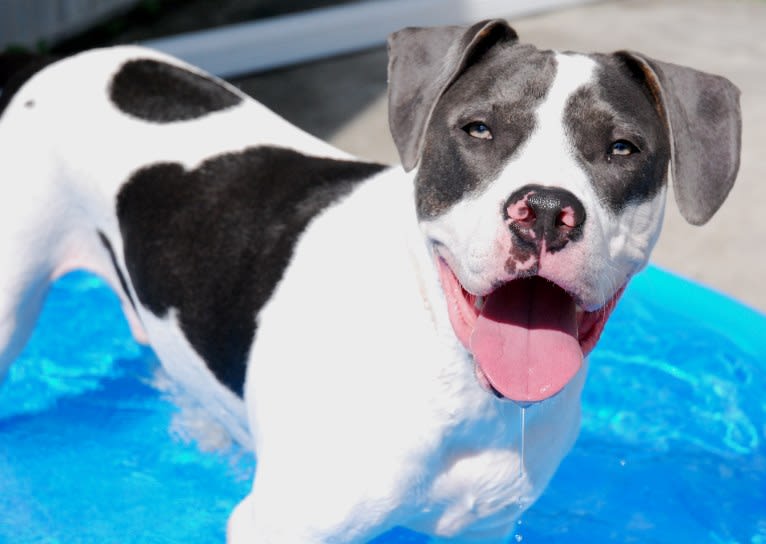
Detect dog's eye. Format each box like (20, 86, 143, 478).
(609, 140, 639, 156)
(463, 122, 493, 140)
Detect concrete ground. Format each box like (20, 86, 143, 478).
(233, 0, 766, 314)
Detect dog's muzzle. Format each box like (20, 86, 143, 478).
(434, 185, 626, 404)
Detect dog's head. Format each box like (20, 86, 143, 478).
(387, 20, 741, 403)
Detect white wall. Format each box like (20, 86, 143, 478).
(142, 0, 593, 77)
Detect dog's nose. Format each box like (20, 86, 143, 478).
(505, 185, 586, 252)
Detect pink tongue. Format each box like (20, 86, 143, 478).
(470, 277, 581, 403)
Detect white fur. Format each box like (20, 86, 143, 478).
(0, 46, 668, 543)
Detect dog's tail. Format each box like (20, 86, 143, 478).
(0, 51, 56, 116)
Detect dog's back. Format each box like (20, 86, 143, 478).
(0, 46, 385, 441)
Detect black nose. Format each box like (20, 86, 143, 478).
(505, 184, 586, 252)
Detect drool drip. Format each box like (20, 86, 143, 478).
(514, 406, 528, 543)
(519, 405, 526, 480)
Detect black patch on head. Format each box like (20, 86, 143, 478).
(110, 59, 242, 122)
(563, 54, 671, 213)
(415, 44, 557, 219)
(117, 146, 385, 395)
(98, 230, 137, 312)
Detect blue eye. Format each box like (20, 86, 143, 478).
(609, 140, 639, 156)
(463, 122, 493, 140)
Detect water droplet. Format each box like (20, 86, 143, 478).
(515, 533, 524, 542)
(619, 459, 626, 467)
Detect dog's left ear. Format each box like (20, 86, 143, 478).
(616, 52, 742, 225)
(387, 19, 518, 171)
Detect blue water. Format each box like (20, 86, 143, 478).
(1, 267, 764, 543)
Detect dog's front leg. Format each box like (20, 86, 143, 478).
(226, 405, 430, 544)
(226, 468, 404, 544)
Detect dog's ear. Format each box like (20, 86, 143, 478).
(616, 51, 742, 225)
(387, 19, 518, 171)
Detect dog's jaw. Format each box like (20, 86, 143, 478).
(435, 255, 623, 403)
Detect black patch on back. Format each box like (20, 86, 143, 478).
(98, 230, 137, 312)
(117, 146, 385, 395)
(415, 44, 557, 219)
(109, 59, 242, 122)
(563, 54, 671, 213)
(0, 51, 57, 117)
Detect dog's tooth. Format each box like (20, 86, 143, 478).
(474, 296, 485, 311)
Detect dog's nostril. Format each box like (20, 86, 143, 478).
(507, 198, 536, 225)
(526, 189, 585, 231)
(557, 206, 579, 229)
(516, 207, 532, 221)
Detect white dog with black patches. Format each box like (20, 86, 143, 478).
(0, 20, 740, 543)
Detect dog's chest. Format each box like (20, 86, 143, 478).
(413, 367, 586, 539)
(421, 448, 529, 537)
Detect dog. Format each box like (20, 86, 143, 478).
(0, 19, 740, 543)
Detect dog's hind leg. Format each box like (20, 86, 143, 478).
(0, 215, 146, 383)
(0, 181, 73, 380)
(0, 58, 149, 381)
(0, 55, 67, 381)
(0, 267, 52, 382)
(0, 137, 143, 384)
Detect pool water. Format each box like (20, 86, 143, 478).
(1, 266, 764, 543)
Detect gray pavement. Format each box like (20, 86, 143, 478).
(235, 0, 766, 313)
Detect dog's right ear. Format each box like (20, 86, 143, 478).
(387, 20, 518, 171)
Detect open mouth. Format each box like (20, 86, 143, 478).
(436, 258, 623, 403)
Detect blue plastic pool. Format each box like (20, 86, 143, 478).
(2, 266, 765, 543)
